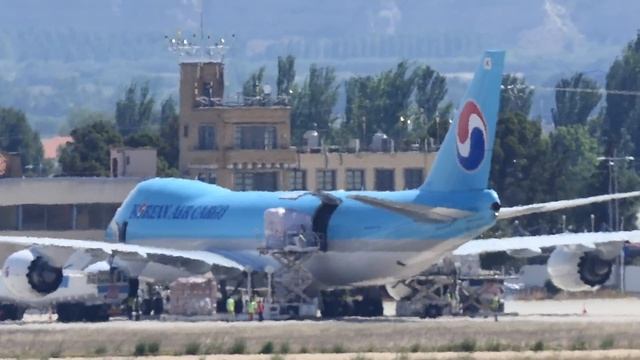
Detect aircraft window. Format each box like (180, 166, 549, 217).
(404, 168, 424, 189)
(316, 169, 336, 191)
(346, 169, 366, 190)
(375, 169, 395, 191)
(288, 169, 307, 190)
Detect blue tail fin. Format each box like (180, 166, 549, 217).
(420, 50, 505, 193)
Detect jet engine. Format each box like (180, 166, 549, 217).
(547, 247, 614, 292)
(2, 249, 63, 299)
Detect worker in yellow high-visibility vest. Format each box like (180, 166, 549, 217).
(248, 297, 257, 321)
(226, 297, 235, 322)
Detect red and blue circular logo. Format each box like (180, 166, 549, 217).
(456, 100, 487, 172)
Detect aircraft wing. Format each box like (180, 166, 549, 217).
(453, 230, 640, 256)
(347, 194, 473, 223)
(498, 191, 640, 220)
(0, 235, 246, 276)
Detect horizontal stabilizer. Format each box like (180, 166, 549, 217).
(348, 194, 473, 223)
(498, 191, 640, 220)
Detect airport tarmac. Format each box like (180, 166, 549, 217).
(3, 298, 640, 358)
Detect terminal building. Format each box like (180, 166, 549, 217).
(0, 177, 140, 240)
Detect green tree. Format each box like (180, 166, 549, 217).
(413, 65, 447, 121)
(552, 73, 602, 127)
(121, 100, 180, 177)
(291, 64, 338, 144)
(60, 108, 113, 135)
(158, 97, 179, 172)
(0, 107, 43, 169)
(242, 67, 266, 98)
(115, 82, 155, 137)
(426, 102, 453, 148)
(277, 55, 295, 97)
(59, 120, 122, 176)
(603, 32, 640, 159)
(490, 112, 549, 208)
(500, 74, 534, 116)
(343, 61, 416, 146)
(489, 112, 552, 234)
(545, 125, 603, 230)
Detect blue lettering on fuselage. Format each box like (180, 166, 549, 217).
(128, 204, 229, 220)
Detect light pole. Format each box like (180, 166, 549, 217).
(597, 155, 634, 231)
(597, 155, 634, 295)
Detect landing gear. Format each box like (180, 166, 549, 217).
(140, 295, 164, 316)
(422, 304, 443, 319)
(56, 303, 110, 322)
(320, 288, 383, 318)
(0, 304, 26, 321)
(394, 275, 457, 319)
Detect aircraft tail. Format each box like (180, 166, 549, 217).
(419, 50, 505, 193)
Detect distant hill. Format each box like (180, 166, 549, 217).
(0, 0, 638, 134)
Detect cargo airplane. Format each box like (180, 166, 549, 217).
(1, 50, 640, 320)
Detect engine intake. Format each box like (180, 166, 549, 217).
(547, 247, 613, 292)
(2, 249, 63, 299)
(27, 256, 63, 294)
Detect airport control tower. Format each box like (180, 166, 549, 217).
(168, 33, 296, 190)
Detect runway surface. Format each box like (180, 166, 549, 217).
(3, 298, 640, 358)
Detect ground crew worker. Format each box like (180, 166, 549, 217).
(226, 297, 235, 321)
(248, 297, 257, 321)
(257, 298, 265, 321)
(126, 297, 134, 320)
(490, 294, 500, 322)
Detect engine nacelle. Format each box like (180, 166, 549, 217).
(2, 249, 63, 299)
(547, 247, 613, 292)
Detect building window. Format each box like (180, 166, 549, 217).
(234, 126, 277, 150)
(234, 171, 278, 191)
(316, 169, 336, 191)
(197, 171, 217, 184)
(234, 172, 253, 191)
(289, 169, 306, 190)
(254, 172, 278, 191)
(346, 169, 366, 190)
(375, 169, 395, 191)
(183, 125, 189, 138)
(404, 168, 424, 189)
(0, 206, 18, 230)
(76, 204, 119, 230)
(198, 125, 216, 150)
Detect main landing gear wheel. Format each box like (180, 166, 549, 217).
(0, 304, 25, 321)
(422, 304, 443, 319)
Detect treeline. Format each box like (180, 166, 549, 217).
(57, 83, 180, 177)
(0, 83, 179, 177)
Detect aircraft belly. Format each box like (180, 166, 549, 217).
(305, 236, 472, 287)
